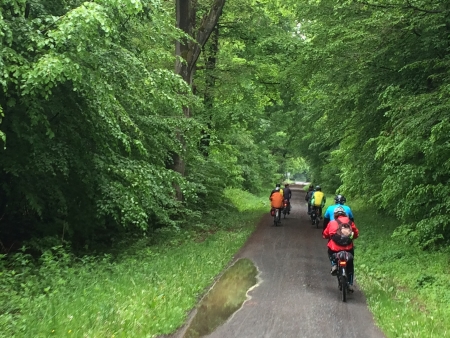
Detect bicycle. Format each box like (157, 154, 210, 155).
(282, 199, 290, 218)
(272, 208, 282, 226)
(333, 251, 354, 302)
(310, 206, 320, 228)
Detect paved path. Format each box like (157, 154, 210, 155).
(177, 186, 385, 338)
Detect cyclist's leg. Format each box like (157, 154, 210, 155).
(328, 248, 338, 275)
(327, 248, 336, 265)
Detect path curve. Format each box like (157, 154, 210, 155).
(205, 185, 385, 338)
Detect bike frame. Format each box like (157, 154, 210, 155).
(282, 200, 290, 217)
(313, 206, 321, 218)
(311, 206, 320, 228)
(273, 208, 281, 226)
(334, 251, 353, 302)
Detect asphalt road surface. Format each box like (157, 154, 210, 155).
(205, 185, 385, 338)
(172, 186, 386, 338)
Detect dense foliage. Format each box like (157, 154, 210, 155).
(1, 0, 200, 245)
(0, 0, 298, 247)
(2, 0, 448, 249)
(3, 0, 450, 335)
(286, 0, 450, 248)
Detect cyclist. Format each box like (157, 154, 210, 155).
(310, 185, 326, 220)
(322, 206, 359, 291)
(270, 183, 283, 198)
(322, 194, 354, 230)
(283, 183, 292, 214)
(305, 184, 314, 214)
(270, 187, 284, 219)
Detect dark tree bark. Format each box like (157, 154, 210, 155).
(201, 24, 219, 157)
(172, 0, 226, 198)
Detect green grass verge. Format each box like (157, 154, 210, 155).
(223, 188, 270, 212)
(349, 200, 450, 338)
(0, 191, 268, 338)
(8, 189, 449, 337)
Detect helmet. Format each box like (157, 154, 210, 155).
(276, 183, 281, 187)
(315, 185, 321, 191)
(334, 194, 346, 205)
(333, 206, 347, 218)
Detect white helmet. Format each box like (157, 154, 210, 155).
(333, 206, 347, 218)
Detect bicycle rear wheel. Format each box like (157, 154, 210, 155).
(340, 276, 347, 302)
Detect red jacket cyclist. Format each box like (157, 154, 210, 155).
(322, 206, 359, 290)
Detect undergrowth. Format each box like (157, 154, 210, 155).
(0, 190, 268, 338)
(223, 188, 270, 212)
(350, 199, 450, 338)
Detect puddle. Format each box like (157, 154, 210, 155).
(183, 258, 258, 338)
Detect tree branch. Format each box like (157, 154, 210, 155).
(189, 0, 226, 72)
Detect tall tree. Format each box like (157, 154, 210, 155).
(286, 0, 450, 248)
(172, 0, 226, 190)
(0, 0, 197, 244)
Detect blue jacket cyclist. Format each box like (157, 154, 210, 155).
(322, 194, 354, 230)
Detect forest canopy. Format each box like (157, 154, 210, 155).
(1, 0, 450, 249)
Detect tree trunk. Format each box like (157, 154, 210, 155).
(173, 0, 226, 198)
(200, 24, 219, 157)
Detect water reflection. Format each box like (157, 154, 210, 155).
(183, 258, 258, 338)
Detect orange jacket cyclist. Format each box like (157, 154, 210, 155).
(270, 187, 284, 209)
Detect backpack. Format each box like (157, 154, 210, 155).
(312, 191, 324, 207)
(331, 218, 353, 246)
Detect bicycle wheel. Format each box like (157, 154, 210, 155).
(341, 276, 347, 302)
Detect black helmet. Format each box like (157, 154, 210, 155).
(315, 185, 321, 191)
(335, 194, 346, 204)
(276, 183, 281, 187)
(333, 206, 347, 218)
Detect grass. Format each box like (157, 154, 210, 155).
(11, 188, 449, 337)
(349, 199, 450, 338)
(321, 195, 450, 336)
(0, 190, 269, 338)
(223, 188, 270, 212)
